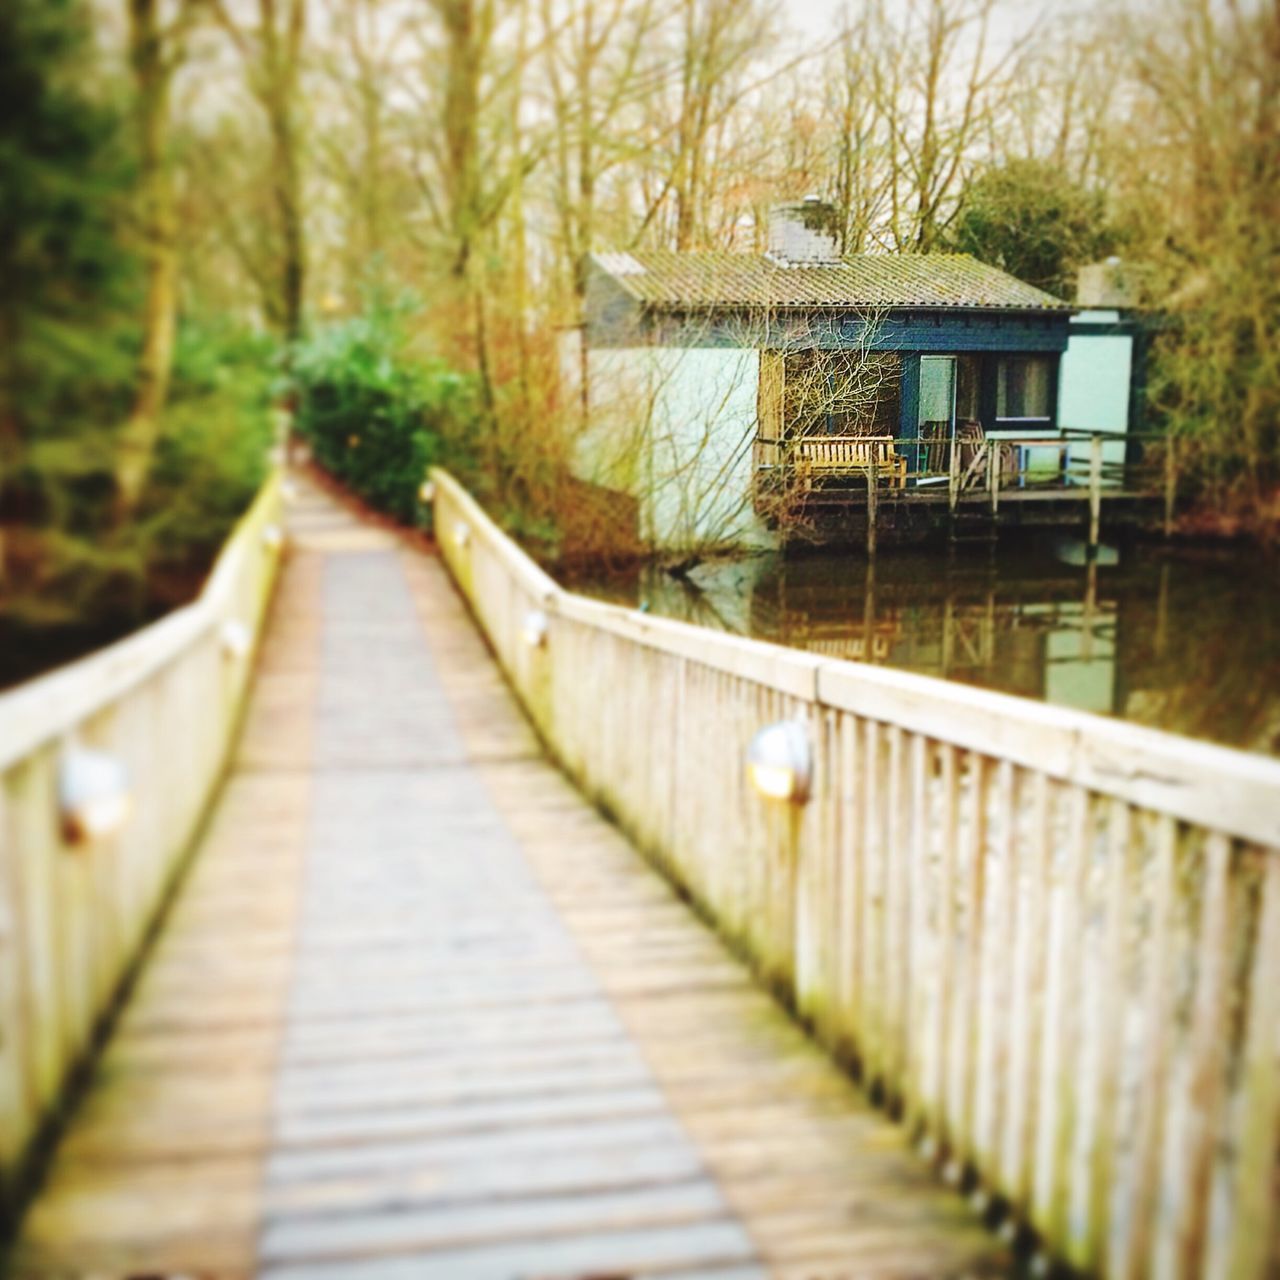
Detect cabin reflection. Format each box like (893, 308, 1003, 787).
(747, 550, 1118, 714)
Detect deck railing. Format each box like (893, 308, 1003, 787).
(0, 476, 284, 1218)
(764, 429, 1172, 506)
(434, 466, 1279, 1280)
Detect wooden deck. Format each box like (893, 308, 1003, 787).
(5, 479, 1008, 1279)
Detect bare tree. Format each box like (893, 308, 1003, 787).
(315, 0, 416, 296)
(1002, 18, 1122, 188)
(866, 0, 1031, 251)
(203, 0, 309, 342)
(537, 0, 665, 304)
(823, 9, 894, 253)
(624, 0, 786, 252)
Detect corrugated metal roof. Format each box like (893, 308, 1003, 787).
(590, 249, 1070, 312)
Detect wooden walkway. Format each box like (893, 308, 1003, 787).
(6, 479, 1009, 1279)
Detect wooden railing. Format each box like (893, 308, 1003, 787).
(0, 476, 284, 1220)
(434, 467, 1280, 1280)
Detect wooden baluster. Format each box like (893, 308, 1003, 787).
(974, 759, 1015, 1173)
(953, 752, 988, 1174)
(1171, 831, 1231, 1280)
(884, 724, 911, 1098)
(930, 742, 959, 1151)
(1120, 813, 1178, 1279)
(838, 713, 863, 1034)
(1220, 848, 1280, 1280)
(1085, 800, 1134, 1270)
(902, 732, 929, 1129)
(1034, 786, 1091, 1248)
(862, 718, 884, 1091)
(1002, 769, 1051, 1212)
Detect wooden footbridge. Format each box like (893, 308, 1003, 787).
(2, 472, 1277, 1279)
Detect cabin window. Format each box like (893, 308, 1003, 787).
(996, 356, 1053, 425)
(781, 350, 900, 437)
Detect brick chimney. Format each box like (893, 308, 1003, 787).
(766, 198, 842, 266)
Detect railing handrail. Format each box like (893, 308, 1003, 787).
(433, 467, 1280, 847)
(0, 473, 282, 773)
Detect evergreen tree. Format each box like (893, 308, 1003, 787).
(0, 0, 136, 559)
(949, 159, 1118, 300)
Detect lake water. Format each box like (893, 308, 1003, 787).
(561, 534, 1280, 758)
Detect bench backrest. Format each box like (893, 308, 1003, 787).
(794, 435, 897, 468)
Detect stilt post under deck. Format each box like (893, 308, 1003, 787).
(1088, 433, 1103, 550)
(867, 458, 879, 555)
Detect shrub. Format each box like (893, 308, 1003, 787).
(140, 320, 278, 555)
(292, 294, 481, 524)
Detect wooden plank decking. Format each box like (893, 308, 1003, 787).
(5, 478, 1009, 1279)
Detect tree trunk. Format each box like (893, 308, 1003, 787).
(260, 0, 307, 344)
(437, 0, 486, 280)
(269, 93, 306, 343)
(114, 0, 178, 522)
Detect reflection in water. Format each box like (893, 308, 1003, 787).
(562, 534, 1280, 757)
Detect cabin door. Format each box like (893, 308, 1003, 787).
(918, 355, 957, 479)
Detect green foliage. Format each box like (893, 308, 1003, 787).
(0, 0, 281, 666)
(950, 159, 1118, 299)
(293, 294, 482, 523)
(0, 0, 140, 638)
(5, 320, 280, 634)
(141, 321, 278, 550)
(0, 0, 137, 462)
(1133, 3, 1280, 516)
(1147, 248, 1280, 507)
(0, 0, 275, 622)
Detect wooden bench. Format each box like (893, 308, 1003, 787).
(793, 435, 907, 489)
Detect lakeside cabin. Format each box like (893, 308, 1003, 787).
(563, 202, 1148, 552)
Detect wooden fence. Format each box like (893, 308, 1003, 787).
(433, 467, 1280, 1280)
(0, 476, 284, 1219)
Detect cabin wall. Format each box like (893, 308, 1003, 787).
(1060, 310, 1135, 477)
(572, 346, 776, 553)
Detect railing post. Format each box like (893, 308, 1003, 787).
(867, 457, 879, 555)
(948, 434, 960, 516)
(988, 443, 999, 515)
(1088, 433, 1103, 550)
(1164, 435, 1178, 538)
